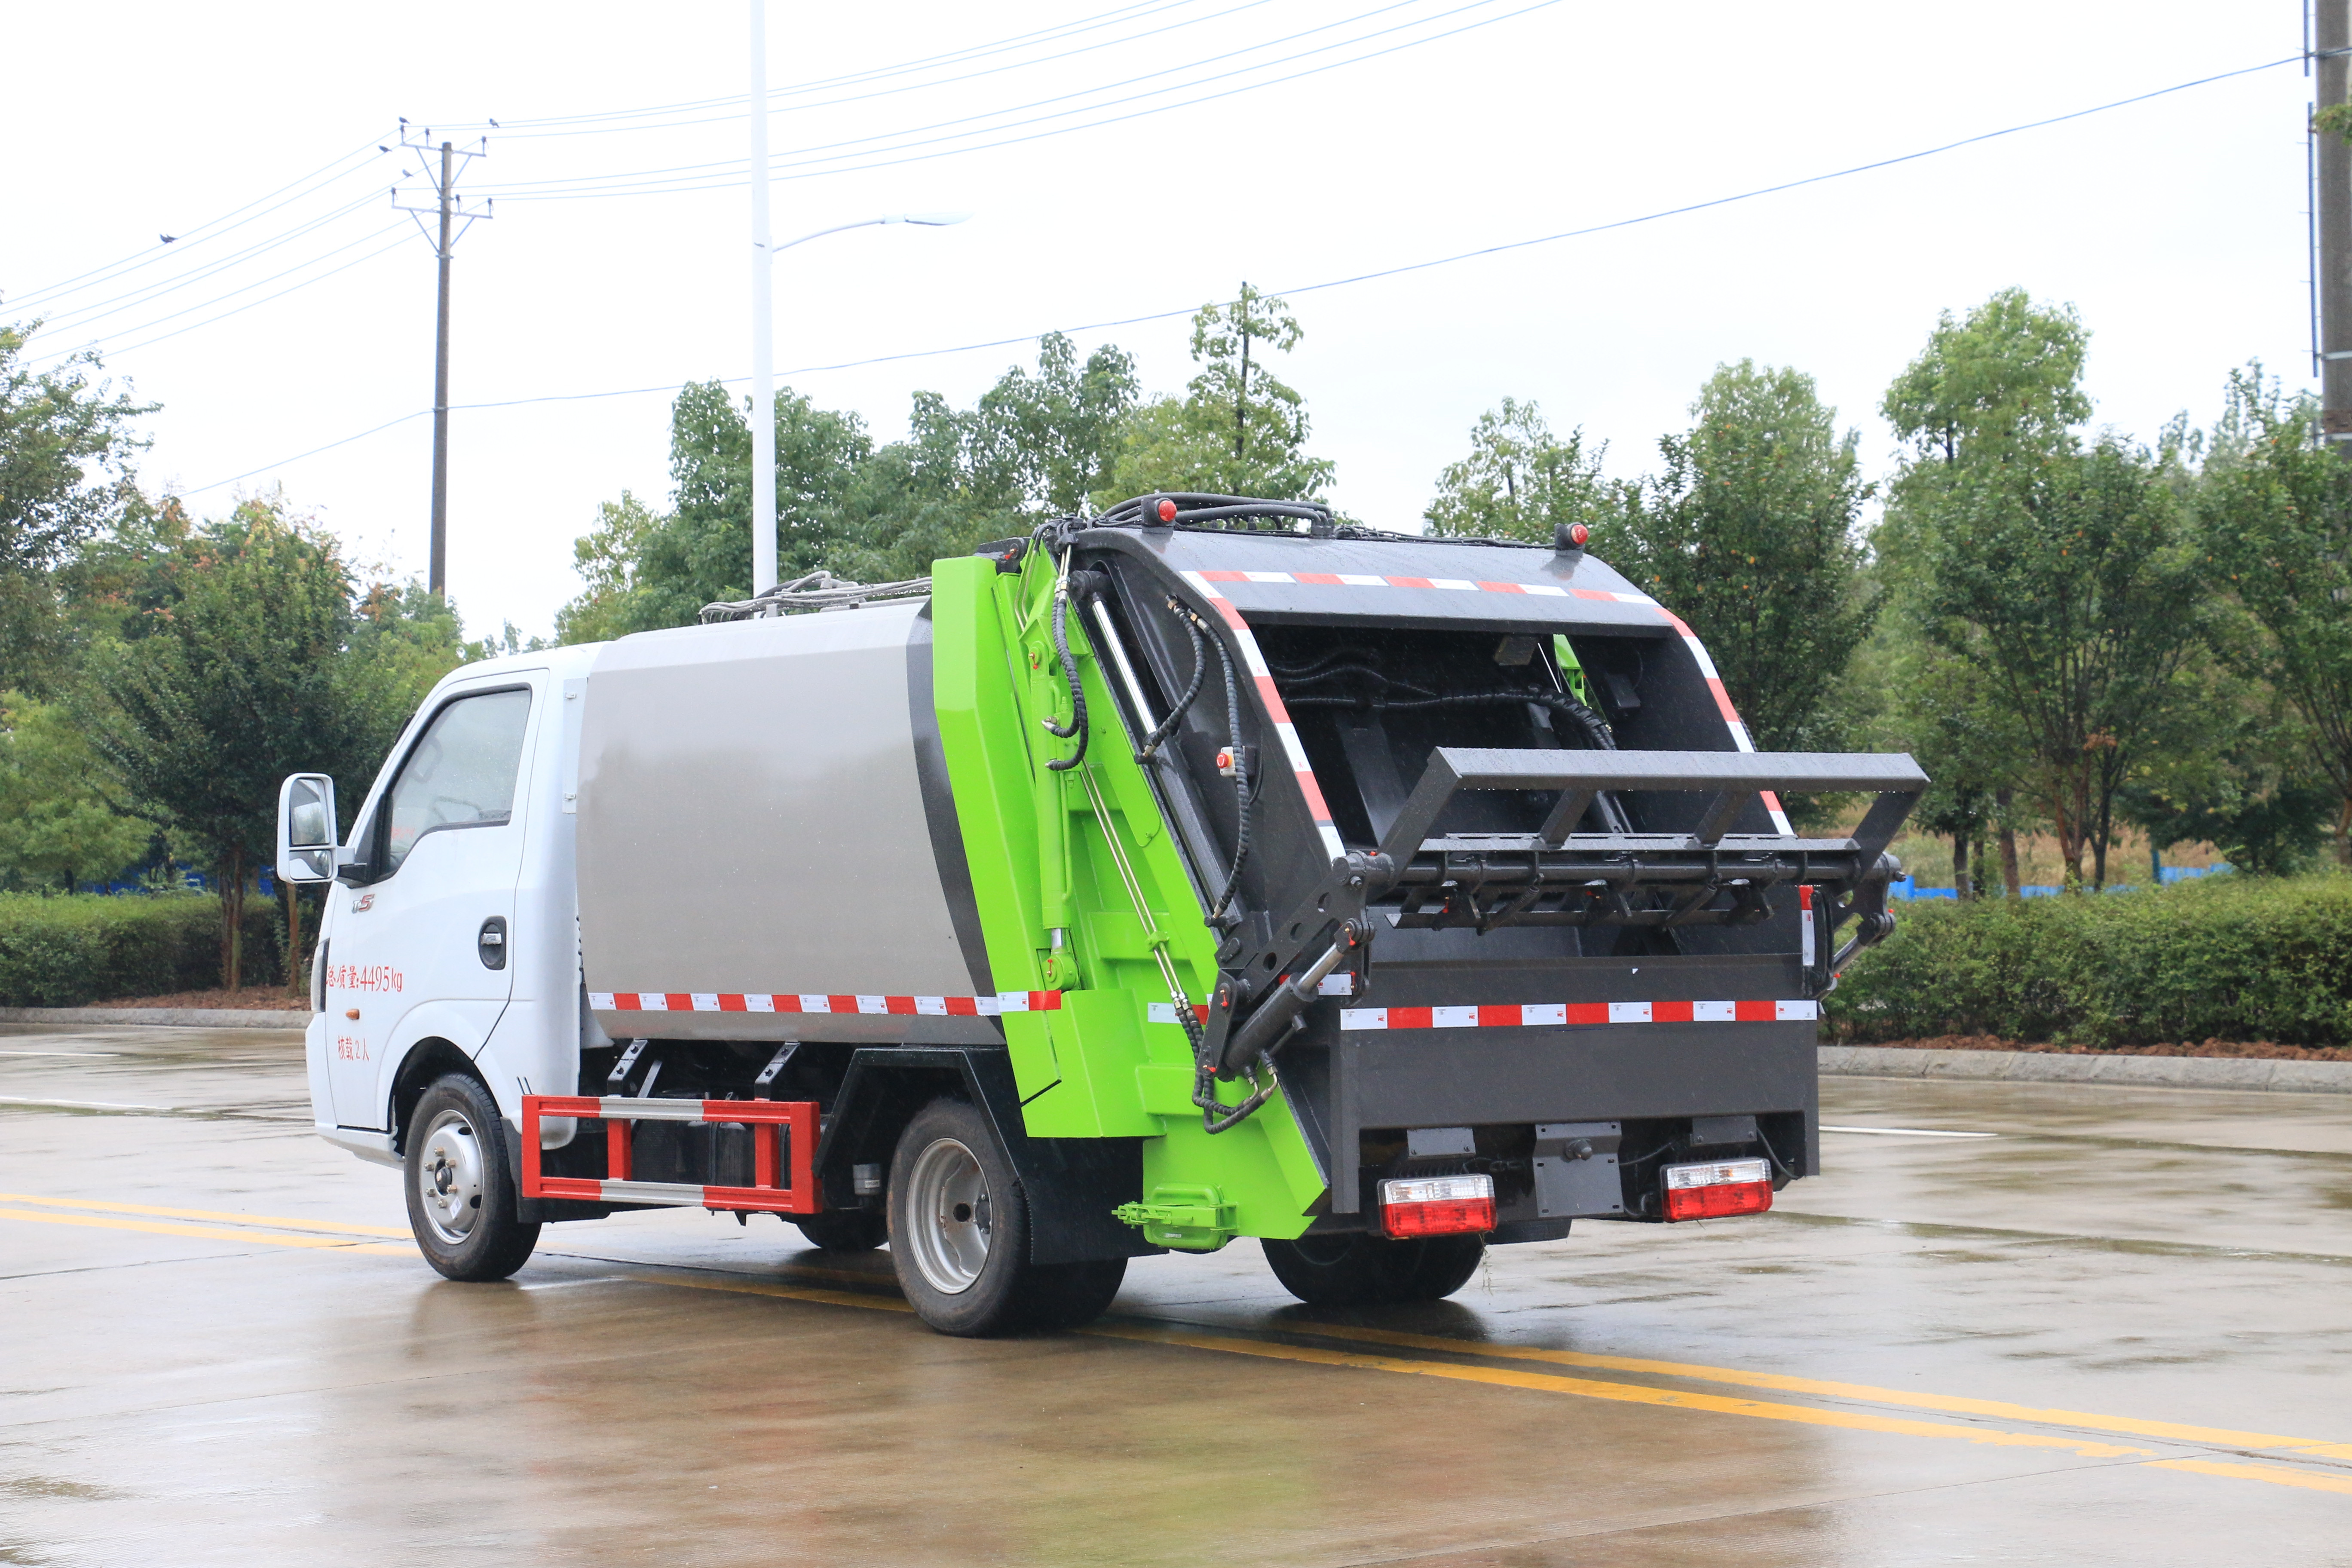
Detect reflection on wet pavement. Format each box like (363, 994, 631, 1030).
(3, 1021, 2349, 1566)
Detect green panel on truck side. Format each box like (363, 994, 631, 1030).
(928, 554, 1323, 1244)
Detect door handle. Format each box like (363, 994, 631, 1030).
(478, 916, 508, 971)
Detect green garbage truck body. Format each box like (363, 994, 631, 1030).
(283, 496, 1922, 1334)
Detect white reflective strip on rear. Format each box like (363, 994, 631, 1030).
(1317, 972, 1354, 996)
(636, 995, 670, 1011)
(1725, 721, 1755, 753)
(598, 1179, 707, 1206)
(597, 1097, 710, 1123)
(1243, 570, 1293, 583)
(690, 993, 720, 1012)
(1234, 634, 1270, 678)
(1695, 1000, 1737, 1022)
(1681, 640, 1720, 679)
(915, 996, 947, 1015)
(1340, 1008, 1387, 1030)
(1523, 584, 1568, 597)
(1522, 1002, 1567, 1026)
(1609, 1001, 1652, 1024)
(976, 997, 1004, 1016)
(997, 991, 1032, 1013)
(746, 994, 775, 1013)
(1337, 574, 1387, 587)
(1430, 578, 1478, 591)
(1317, 823, 1348, 859)
(587, 992, 615, 1010)
(855, 995, 887, 1015)
(1431, 1005, 1479, 1028)
(799, 995, 833, 1013)
(1274, 725, 1312, 770)
(1179, 570, 1219, 596)
(1776, 1000, 1819, 1021)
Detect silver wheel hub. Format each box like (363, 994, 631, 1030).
(903, 1136, 991, 1295)
(416, 1108, 485, 1245)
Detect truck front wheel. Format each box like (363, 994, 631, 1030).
(404, 1075, 541, 1282)
(887, 1097, 1125, 1335)
(1261, 1231, 1484, 1306)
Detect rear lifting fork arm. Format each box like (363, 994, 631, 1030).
(1200, 851, 1391, 1080)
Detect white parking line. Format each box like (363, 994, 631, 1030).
(1822, 1125, 2000, 1139)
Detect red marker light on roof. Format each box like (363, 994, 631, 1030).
(1568, 523, 1589, 547)
(1157, 499, 1178, 522)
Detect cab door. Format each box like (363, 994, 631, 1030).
(325, 679, 539, 1127)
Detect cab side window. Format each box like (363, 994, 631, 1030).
(379, 688, 533, 875)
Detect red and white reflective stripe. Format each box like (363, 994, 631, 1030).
(1180, 570, 1348, 861)
(1645, 606, 1793, 836)
(1800, 885, 1816, 966)
(587, 990, 1061, 1016)
(1340, 998, 1817, 1030)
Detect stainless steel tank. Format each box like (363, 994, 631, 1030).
(576, 598, 998, 1044)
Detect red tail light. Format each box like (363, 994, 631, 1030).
(1662, 1158, 1772, 1220)
(1380, 1174, 1495, 1237)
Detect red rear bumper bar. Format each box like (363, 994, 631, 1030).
(521, 1094, 821, 1214)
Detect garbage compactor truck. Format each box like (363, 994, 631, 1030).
(276, 493, 1924, 1336)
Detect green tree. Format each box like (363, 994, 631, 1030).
(1881, 288, 2091, 471)
(2199, 368, 2352, 862)
(554, 491, 657, 644)
(1911, 442, 2203, 886)
(0, 692, 152, 889)
(80, 500, 425, 989)
(0, 324, 157, 690)
(1878, 288, 2099, 892)
(1424, 398, 1615, 542)
(1599, 361, 1877, 756)
(1097, 286, 1334, 505)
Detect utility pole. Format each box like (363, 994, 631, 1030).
(395, 129, 491, 594)
(2317, 1, 2352, 451)
(749, 0, 779, 596)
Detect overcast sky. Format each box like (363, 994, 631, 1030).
(0, 1, 2318, 641)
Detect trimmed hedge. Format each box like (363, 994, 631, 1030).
(0, 893, 284, 1008)
(1824, 874, 2352, 1049)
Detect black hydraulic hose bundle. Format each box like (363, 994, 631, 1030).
(1041, 552, 1088, 772)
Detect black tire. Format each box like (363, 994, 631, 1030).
(404, 1074, 541, 1282)
(794, 1209, 888, 1253)
(1261, 1231, 1485, 1306)
(886, 1097, 1125, 1335)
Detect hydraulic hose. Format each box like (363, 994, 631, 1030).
(1207, 623, 1253, 926)
(1041, 549, 1087, 772)
(1138, 601, 1210, 759)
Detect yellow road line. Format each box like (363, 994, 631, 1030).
(0, 1206, 413, 1256)
(638, 1272, 916, 1314)
(1081, 1320, 2150, 1458)
(0, 1191, 409, 1239)
(2151, 1459, 2352, 1496)
(1277, 1319, 2348, 1456)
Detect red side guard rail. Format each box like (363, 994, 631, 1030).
(521, 1094, 821, 1214)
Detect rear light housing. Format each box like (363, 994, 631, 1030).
(1380, 1174, 1495, 1237)
(1662, 1158, 1772, 1221)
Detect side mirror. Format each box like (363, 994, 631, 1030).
(276, 774, 340, 885)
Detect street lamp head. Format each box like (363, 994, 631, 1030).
(886, 210, 973, 227)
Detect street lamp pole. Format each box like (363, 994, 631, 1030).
(748, 0, 778, 594)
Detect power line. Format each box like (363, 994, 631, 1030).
(6, 135, 395, 313)
(75, 233, 412, 366)
(478, 0, 1277, 141)
(435, 0, 1210, 135)
(480, 0, 1536, 200)
(177, 54, 2300, 500)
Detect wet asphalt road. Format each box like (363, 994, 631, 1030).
(3, 1023, 2350, 1567)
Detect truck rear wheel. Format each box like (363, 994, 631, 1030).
(405, 1075, 541, 1282)
(887, 1097, 1125, 1335)
(1261, 1231, 1484, 1306)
